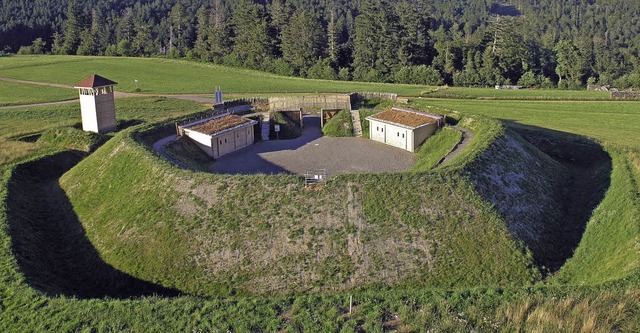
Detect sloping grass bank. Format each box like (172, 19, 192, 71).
(554, 148, 640, 284)
(0, 112, 638, 331)
(412, 127, 463, 172)
(322, 110, 354, 137)
(4, 152, 634, 332)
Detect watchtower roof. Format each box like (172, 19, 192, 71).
(74, 74, 118, 88)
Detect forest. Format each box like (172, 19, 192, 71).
(2, 0, 640, 89)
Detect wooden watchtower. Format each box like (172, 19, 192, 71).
(74, 74, 118, 133)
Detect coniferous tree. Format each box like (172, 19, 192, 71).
(169, 1, 189, 56)
(193, 5, 212, 60)
(554, 39, 585, 89)
(60, 0, 84, 55)
(231, 0, 273, 69)
(353, 0, 399, 82)
(281, 10, 325, 75)
(395, 0, 432, 67)
(131, 21, 154, 56)
(209, 0, 233, 62)
(76, 28, 96, 55)
(91, 9, 109, 55)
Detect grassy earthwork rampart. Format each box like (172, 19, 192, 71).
(0, 56, 638, 331)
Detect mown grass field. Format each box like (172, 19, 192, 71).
(421, 86, 612, 100)
(0, 80, 77, 106)
(0, 56, 638, 331)
(417, 99, 640, 149)
(0, 55, 432, 95)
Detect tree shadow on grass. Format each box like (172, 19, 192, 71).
(6, 151, 181, 299)
(506, 122, 612, 273)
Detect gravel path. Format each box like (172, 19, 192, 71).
(439, 125, 474, 166)
(208, 115, 415, 175)
(152, 135, 190, 170)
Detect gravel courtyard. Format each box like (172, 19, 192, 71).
(209, 115, 416, 175)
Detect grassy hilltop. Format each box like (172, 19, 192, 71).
(0, 56, 638, 331)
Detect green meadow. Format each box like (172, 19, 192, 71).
(0, 55, 431, 95)
(0, 80, 76, 106)
(417, 99, 640, 149)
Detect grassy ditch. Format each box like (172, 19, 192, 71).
(0, 115, 637, 331)
(412, 98, 639, 282)
(553, 148, 640, 284)
(322, 110, 354, 137)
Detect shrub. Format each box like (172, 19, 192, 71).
(518, 71, 536, 87)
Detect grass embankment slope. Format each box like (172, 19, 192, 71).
(58, 117, 538, 296)
(2, 97, 635, 331)
(322, 110, 354, 137)
(0, 55, 431, 96)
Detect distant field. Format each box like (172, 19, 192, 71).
(422, 86, 611, 100)
(417, 99, 640, 149)
(0, 55, 431, 95)
(0, 80, 76, 106)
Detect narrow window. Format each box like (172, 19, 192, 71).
(397, 132, 400, 137)
(402, 133, 405, 138)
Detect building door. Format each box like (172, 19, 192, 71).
(236, 129, 247, 147)
(387, 128, 407, 150)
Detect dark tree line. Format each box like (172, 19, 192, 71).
(3, 0, 640, 88)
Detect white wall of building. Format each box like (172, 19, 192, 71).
(412, 123, 439, 152)
(185, 125, 256, 159)
(79, 92, 116, 133)
(184, 129, 217, 157)
(370, 120, 386, 143)
(368, 118, 439, 152)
